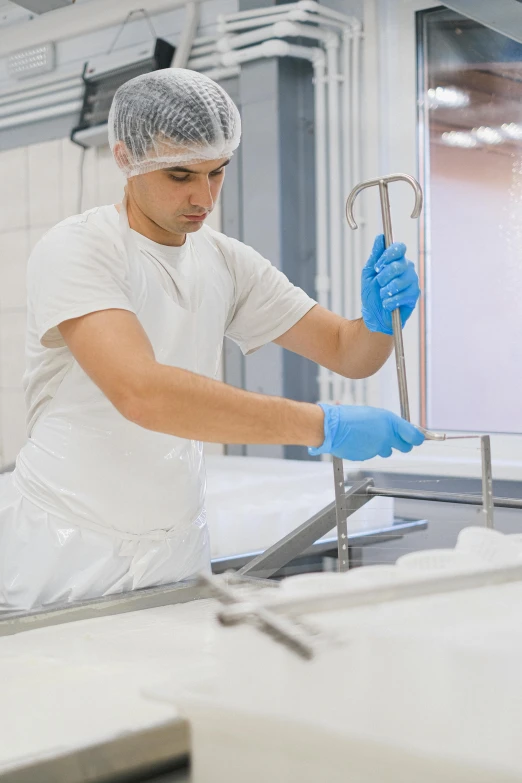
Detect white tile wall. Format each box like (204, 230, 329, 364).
(28, 140, 63, 227)
(0, 229, 28, 311)
(0, 138, 224, 467)
(96, 144, 125, 206)
(0, 147, 28, 233)
(0, 310, 26, 389)
(61, 137, 84, 218)
(80, 147, 99, 212)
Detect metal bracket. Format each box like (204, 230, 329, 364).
(238, 478, 374, 579)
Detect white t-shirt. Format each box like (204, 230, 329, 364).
(24, 205, 315, 434)
(14, 205, 316, 538)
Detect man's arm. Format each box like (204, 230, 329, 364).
(275, 236, 420, 379)
(274, 305, 393, 380)
(58, 309, 324, 446)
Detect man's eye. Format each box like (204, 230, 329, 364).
(169, 174, 189, 182)
(211, 169, 224, 177)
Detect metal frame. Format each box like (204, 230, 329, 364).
(238, 478, 374, 578)
(239, 444, 509, 581)
(0, 720, 189, 783)
(0, 580, 209, 637)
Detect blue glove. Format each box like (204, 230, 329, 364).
(309, 403, 425, 461)
(361, 234, 420, 335)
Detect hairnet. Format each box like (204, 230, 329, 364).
(108, 68, 241, 178)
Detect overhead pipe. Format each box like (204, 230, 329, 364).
(173, 1, 200, 68)
(217, 4, 297, 27)
(217, 8, 311, 34)
(0, 85, 82, 120)
(0, 98, 82, 130)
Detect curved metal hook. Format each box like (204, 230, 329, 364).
(346, 173, 423, 229)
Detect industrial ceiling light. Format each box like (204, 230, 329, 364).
(473, 126, 504, 145)
(71, 37, 175, 148)
(428, 86, 470, 109)
(441, 131, 478, 149)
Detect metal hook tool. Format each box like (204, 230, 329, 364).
(346, 173, 422, 423)
(346, 175, 458, 442)
(344, 174, 494, 528)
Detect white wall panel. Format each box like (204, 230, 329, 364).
(61, 137, 84, 218)
(0, 310, 26, 389)
(0, 147, 28, 232)
(0, 388, 26, 465)
(28, 140, 62, 227)
(0, 229, 28, 311)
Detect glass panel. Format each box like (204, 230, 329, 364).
(418, 8, 522, 433)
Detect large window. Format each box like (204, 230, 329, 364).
(418, 7, 522, 434)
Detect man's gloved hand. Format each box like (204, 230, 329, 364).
(309, 403, 425, 461)
(361, 234, 420, 335)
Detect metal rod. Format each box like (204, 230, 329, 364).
(378, 180, 410, 421)
(346, 174, 423, 423)
(257, 562, 522, 618)
(333, 456, 350, 571)
(199, 574, 315, 660)
(366, 486, 522, 510)
(481, 435, 495, 528)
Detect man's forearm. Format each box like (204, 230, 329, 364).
(126, 362, 325, 447)
(337, 318, 394, 379)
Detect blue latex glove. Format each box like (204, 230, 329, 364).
(309, 403, 425, 461)
(361, 234, 420, 335)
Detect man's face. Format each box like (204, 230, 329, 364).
(126, 157, 230, 239)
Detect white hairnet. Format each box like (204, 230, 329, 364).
(108, 68, 241, 178)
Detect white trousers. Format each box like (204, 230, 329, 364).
(0, 473, 210, 613)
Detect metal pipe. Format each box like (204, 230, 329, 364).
(0, 98, 82, 130)
(218, 3, 298, 26)
(0, 86, 82, 120)
(326, 36, 343, 402)
(173, 1, 200, 68)
(313, 54, 331, 403)
(366, 486, 522, 510)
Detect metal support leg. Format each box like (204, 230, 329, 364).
(481, 435, 494, 529)
(333, 457, 352, 571)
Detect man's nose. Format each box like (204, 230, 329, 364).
(189, 177, 214, 211)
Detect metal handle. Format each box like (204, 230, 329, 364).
(346, 174, 423, 422)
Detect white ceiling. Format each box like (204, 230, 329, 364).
(0, 0, 97, 28)
(0, 1, 33, 27)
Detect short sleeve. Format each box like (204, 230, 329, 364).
(221, 235, 316, 354)
(27, 222, 135, 349)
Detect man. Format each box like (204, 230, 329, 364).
(0, 69, 423, 611)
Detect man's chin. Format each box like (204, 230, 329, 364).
(177, 219, 205, 233)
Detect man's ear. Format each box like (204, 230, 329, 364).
(113, 141, 130, 170)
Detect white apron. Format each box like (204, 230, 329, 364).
(1, 202, 222, 611)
